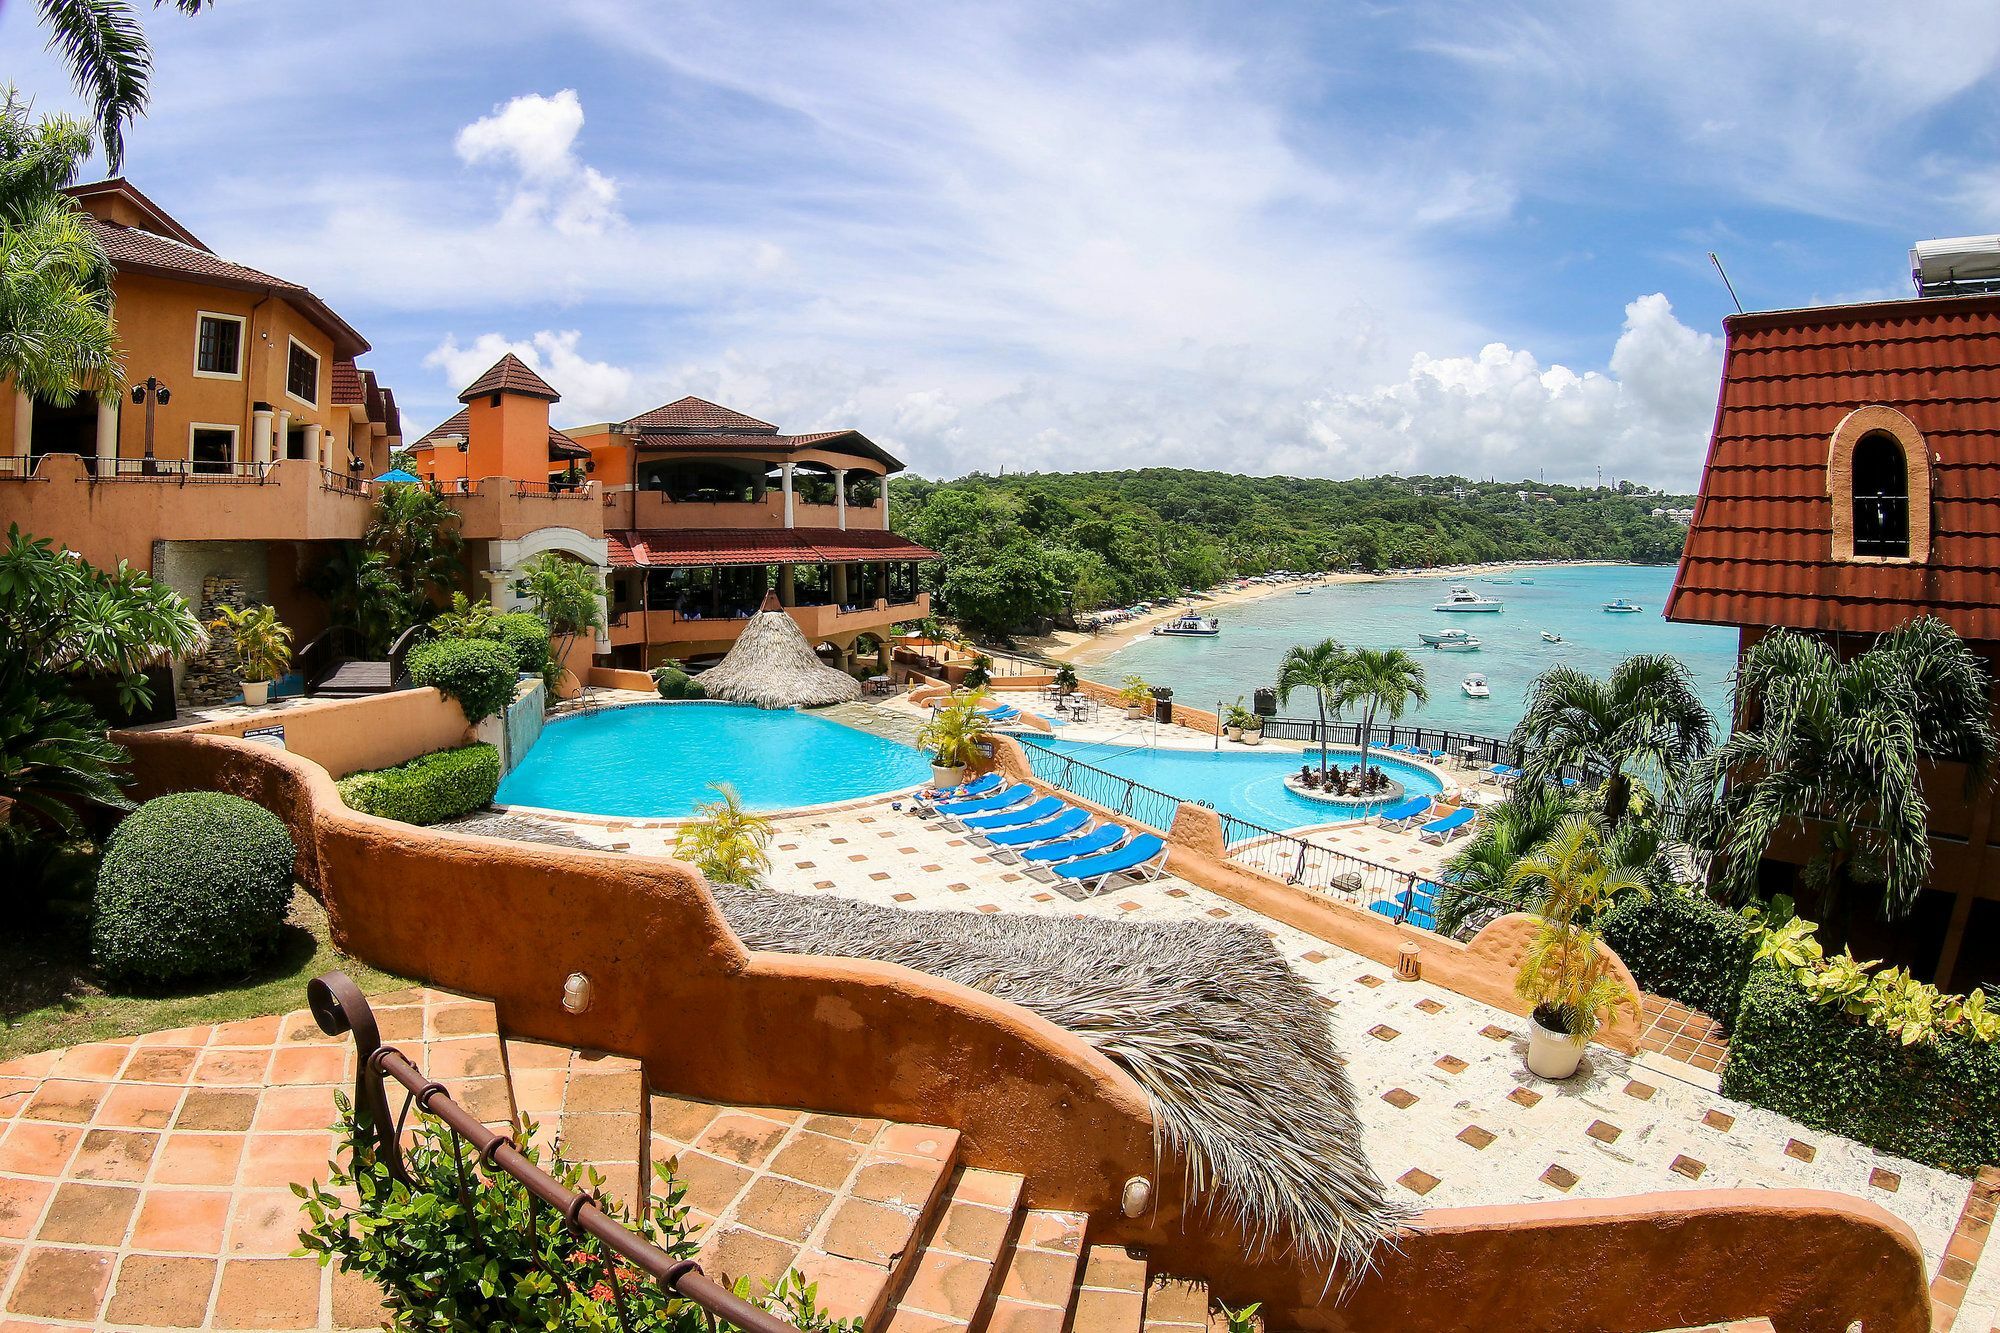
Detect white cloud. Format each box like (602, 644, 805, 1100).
(423, 331, 635, 424)
(454, 90, 621, 236)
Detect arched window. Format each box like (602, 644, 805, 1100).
(1827, 405, 1930, 564)
(1850, 432, 1910, 558)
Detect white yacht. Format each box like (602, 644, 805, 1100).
(1434, 584, 1504, 613)
(1602, 598, 1643, 614)
(1152, 612, 1221, 637)
(1462, 673, 1491, 698)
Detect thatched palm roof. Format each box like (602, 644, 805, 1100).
(698, 601, 861, 708)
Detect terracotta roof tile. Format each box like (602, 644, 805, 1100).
(606, 528, 938, 568)
(1670, 293, 2000, 641)
(331, 359, 365, 404)
(620, 396, 777, 434)
(457, 353, 561, 403)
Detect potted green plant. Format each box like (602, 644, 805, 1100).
(1225, 697, 1255, 742)
(1053, 663, 1079, 696)
(915, 690, 993, 790)
(964, 654, 994, 689)
(210, 603, 292, 707)
(1508, 814, 1644, 1078)
(1118, 673, 1152, 719)
(1241, 711, 1264, 747)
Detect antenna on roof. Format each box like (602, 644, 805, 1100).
(1709, 252, 1744, 314)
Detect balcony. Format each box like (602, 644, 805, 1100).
(610, 490, 887, 532)
(606, 594, 930, 648)
(437, 475, 603, 542)
(0, 452, 374, 566)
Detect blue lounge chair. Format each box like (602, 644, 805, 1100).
(1020, 823, 1126, 866)
(1052, 833, 1169, 896)
(984, 807, 1088, 850)
(1374, 796, 1433, 829)
(1484, 763, 1523, 785)
(918, 772, 1001, 806)
(962, 796, 1066, 831)
(934, 783, 1034, 818)
(1418, 806, 1476, 845)
(1369, 885, 1438, 931)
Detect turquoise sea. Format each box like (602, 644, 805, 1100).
(1084, 564, 1738, 737)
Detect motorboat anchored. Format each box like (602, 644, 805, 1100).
(1418, 628, 1472, 646)
(1602, 598, 1643, 614)
(1431, 635, 1482, 652)
(1152, 612, 1221, 637)
(1541, 631, 1563, 643)
(1435, 584, 1504, 612)
(1462, 673, 1491, 698)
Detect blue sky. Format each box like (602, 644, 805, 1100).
(10, 0, 2000, 487)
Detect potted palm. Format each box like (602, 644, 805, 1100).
(1508, 814, 1644, 1079)
(1241, 711, 1264, 747)
(1118, 674, 1152, 719)
(1053, 663, 1078, 696)
(964, 655, 994, 689)
(210, 603, 292, 707)
(1225, 697, 1255, 742)
(916, 691, 993, 791)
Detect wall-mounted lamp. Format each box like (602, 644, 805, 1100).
(561, 971, 592, 1014)
(1120, 1176, 1152, 1218)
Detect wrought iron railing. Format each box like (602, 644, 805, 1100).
(308, 972, 793, 1333)
(320, 467, 372, 496)
(1017, 740, 1184, 835)
(1257, 716, 1525, 769)
(94, 457, 273, 483)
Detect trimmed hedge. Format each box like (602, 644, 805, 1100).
(489, 613, 551, 677)
(1598, 888, 1755, 1024)
(652, 665, 706, 700)
(92, 792, 296, 985)
(337, 743, 500, 826)
(1723, 966, 2000, 1174)
(408, 637, 518, 724)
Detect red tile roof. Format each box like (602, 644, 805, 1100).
(331, 359, 365, 404)
(620, 396, 777, 434)
(607, 528, 939, 568)
(548, 426, 589, 461)
(457, 353, 561, 403)
(1669, 294, 2000, 641)
(630, 428, 905, 472)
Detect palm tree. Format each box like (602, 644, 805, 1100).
(32, 0, 211, 173)
(1508, 813, 1646, 1040)
(672, 783, 774, 888)
(517, 552, 606, 691)
(365, 483, 464, 613)
(1685, 615, 1995, 924)
(1337, 646, 1429, 791)
(1275, 638, 1348, 780)
(0, 96, 119, 407)
(1511, 654, 1714, 827)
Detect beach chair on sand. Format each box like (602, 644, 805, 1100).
(1418, 807, 1475, 845)
(1051, 833, 1170, 897)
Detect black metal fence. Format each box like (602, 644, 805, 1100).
(1017, 741, 1184, 838)
(1258, 716, 1526, 770)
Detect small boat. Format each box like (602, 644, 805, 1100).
(1488, 577, 1515, 585)
(1462, 673, 1491, 699)
(1152, 613, 1221, 637)
(1602, 599, 1643, 614)
(1294, 587, 1313, 596)
(1434, 584, 1504, 613)
(1432, 635, 1482, 652)
(1517, 577, 1535, 585)
(1418, 628, 1471, 646)
(1541, 631, 1563, 643)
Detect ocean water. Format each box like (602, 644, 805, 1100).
(1085, 564, 1739, 736)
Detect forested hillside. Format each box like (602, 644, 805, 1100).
(891, 469, 1694, 635)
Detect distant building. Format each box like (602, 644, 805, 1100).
(1669, 292, 2000, 988)
(1652, 507, 1695, 525)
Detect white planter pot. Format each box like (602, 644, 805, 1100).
(1126, 705, 1148, 719)
(1525, 1014, 1586, 1079)
(1242, 731, 1263, 747)
(1225, 725, 1243, 741)
(931, 763, 967, 791)
(241, 679, 271, 707)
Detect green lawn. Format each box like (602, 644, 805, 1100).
(1, 884, 409, 1062)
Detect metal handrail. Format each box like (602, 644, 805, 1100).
(308, 973, 795, 1333)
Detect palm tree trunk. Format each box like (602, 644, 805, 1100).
(1605, 772, 1631, 827)
(1360, 703, 1377, 790)
(1318, 695, 1330, 779)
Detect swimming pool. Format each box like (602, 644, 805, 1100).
(495, 702, 930, 818)
(1021, 737, 1445, 830)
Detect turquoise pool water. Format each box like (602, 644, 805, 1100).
(495, 702, 930, 818)
(1024, 736, 1446, 829)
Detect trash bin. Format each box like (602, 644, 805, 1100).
(1151, 685, 1174, 724)
(1252, 687, 1277, 717)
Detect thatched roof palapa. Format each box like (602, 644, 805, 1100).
(697, 594, 861, 708)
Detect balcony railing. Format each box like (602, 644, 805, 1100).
(308, 971, 793, 1333)
(96, 457, 274, 483)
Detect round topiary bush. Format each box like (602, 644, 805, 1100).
(651, 664, 706, 700)
(489, 612, 552, 677)
(92, 792, 296, 986)
(408, 636, 519, 724)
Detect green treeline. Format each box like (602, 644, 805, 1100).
(891, 469, 1694, 636)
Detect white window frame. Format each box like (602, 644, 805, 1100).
(187, 422, 241, 469)
(283, 336, 321, 408)
(191, 310, 246, 380)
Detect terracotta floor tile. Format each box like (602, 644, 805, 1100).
(252, 1086, 340, 1134)
(6, 1245, 114, 1320)
(154, 1132, 247, 1186)
(0, 1178, 51, 1240)
(209, 1015, 284, 1047)
(663, 1150, 754, 1216)
(329, 1264, 389, 1330)
(238, 1133, 337, 1189)
(106, 1253, 217, 1327)
(130, 1189, 231, 1254)
(878, 1124, 955, 1161)
(769, 1130, 864, 1189)
(736, 1175, 835, 1243)
(938, 1198, 1012, 1257)
(38, 1182, 138, 1245)
(68, 1127, 159, 1182)
(21, 1080, 104, 1125)
(899, 1247, 996, 1321)
(225, 1189, 308, 1257)
(821, 1196, 920, 1267)
(650, 1095, 723, 1145)
(266, 1046, 349, 1088)
(997, 1246, 1077, 1306)
(853, 1158, 942, 1210)
(176, 1090, 258, 1133)
(194, 1048, 273, 1087)
(121, 1047, 202, 1085)
(94, 1081, 184, 1130)
(987, 1297, 1069, 1333)
(213, 1256, 322, 1329)
(699, 1224, 799, 1289)
(49, 1043, 128, 1081)
(696, 1114, 789, 1167)
(789, 1251, 892, 1323)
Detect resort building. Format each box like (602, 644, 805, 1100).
(411, 380, 937, 675)
(1668, 290, 2000, 989)
(0, 178, 405, 704)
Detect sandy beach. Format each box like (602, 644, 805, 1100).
(1019, 560, 1634, 667)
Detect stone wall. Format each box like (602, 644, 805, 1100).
(154, 540, 270, 705)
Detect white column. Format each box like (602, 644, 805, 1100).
(12, 389, 32, 466)
(781, 460, 795, 527)
(832, 563, 849, 606)
(834, 467, 848, 530)
(251, 407, 273, 465)
(276, 410, 292, 460)
(306, 424, 325, 471)
(95, 397, 117, 470)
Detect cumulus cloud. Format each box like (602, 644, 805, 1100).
(454, 90, 620, 235)
(423, 331, 635, 423)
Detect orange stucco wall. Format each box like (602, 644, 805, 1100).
(464, 392, 553, 485)
(164, 686, 472, 778)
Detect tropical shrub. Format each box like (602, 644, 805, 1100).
(408, 638, 519, 725)
(517, 553, 605, 693)
(1117, 673, 1154, 709)
(651, 665, 706, 700)
(1053, 663, 1078, 695)
(1511, 654, 1714, 828)
(1723, 966, 2000, 1174)
(209, 603, 292, 683)
(963, 655, 993, 689)
(366, 482, 465, 613)
(337, 744, 499, 826)
(1338, 646, 1428, 790)
(299, 1095, 860, 1331)
(1747, 914, 2000, 1047)
(673, 783, 774, 887)
(1508, 814, 1645, 1041)
(1598, 887, 1755, 1024)
(491, 612, 553, 678)
(92, 792, 295, 984)
(915, 691, 992, 770)
(427, 591, 501, 641)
